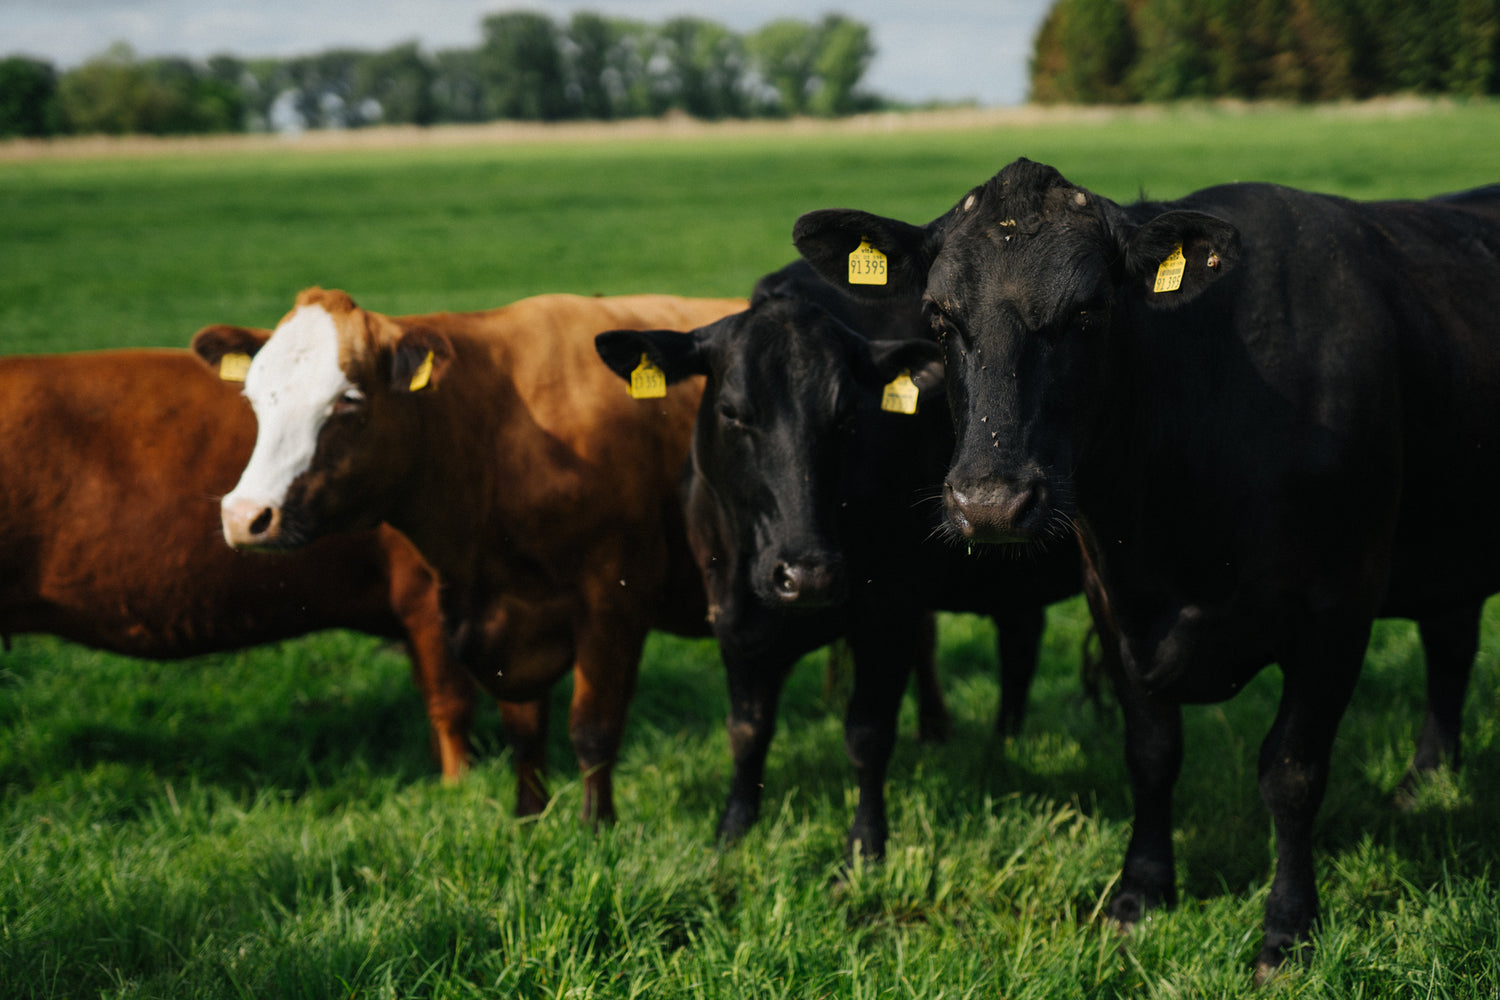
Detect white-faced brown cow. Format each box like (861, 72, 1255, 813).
(0, 348, 475, 780)
(192, 287, 745, 822)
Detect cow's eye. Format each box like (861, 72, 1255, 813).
(716, 402, 745, 430)
(333, 388, 366, 415)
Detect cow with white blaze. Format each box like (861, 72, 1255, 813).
(0, 348, 474, 780)
(193, 287, 744, 822)
(794, 158, 1500, 976)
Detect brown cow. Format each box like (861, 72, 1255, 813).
(0, 348, 476, 781)
(191, 288, 746, 822)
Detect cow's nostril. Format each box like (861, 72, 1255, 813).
(773, 562, 799, 599)
(249, 507, 275, 536)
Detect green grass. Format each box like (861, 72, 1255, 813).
(4, 101, 1500, 997)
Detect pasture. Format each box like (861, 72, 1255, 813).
(4, 101, 1500, 998)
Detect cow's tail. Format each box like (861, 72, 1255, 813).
(1079, 625, 1112, 720)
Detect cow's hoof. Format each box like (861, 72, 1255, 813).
(1252, 936, 1312, 986)
(716, 801, 757, 845)
(1105, 890, 1151, 928)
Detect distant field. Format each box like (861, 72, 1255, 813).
(3, 101, 1500, 998)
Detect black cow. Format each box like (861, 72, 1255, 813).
(793, 159, 1500, 975)
(596, 261, 1081, 860)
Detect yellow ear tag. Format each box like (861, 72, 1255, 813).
(218, 352, 251, 382)
(880, 369, 919, 415)
(1153, 244, 1187, 293)
(408, 350, 434, 392)
(848, 239, 888, 286)
(628, 353, 667, 400)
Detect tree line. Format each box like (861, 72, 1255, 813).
(1031, 0, 1500, 102)
(0, 10, 881, 138)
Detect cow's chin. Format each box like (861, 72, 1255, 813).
(945, 513, 1033, 546)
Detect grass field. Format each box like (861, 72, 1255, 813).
(3, 101, 1500, 998)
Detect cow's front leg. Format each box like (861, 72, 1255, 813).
(1404, 601, 1480, 788)
(718, 635, 797, 843)
(992, 600, 1046, 736)
(842, 610, 925, 860)
(498, 698, 551, 816)
(1107, 668, 1183, 925)
(906, 612, 952, 743)
(1253, 622, 1365, 980)
(568, 616, 649, 827)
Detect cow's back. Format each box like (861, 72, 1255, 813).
(0, 349, 420, 655)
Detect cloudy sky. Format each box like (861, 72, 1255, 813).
(1, 0, 1053, 106)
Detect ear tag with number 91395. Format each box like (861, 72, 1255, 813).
(881, 369, 919, 415)
(629, 353, 667, 399)
(1153, 244, 1186, 293)
(848, 239, 888, 286)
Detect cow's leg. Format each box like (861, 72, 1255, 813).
(719, 636, 798, 843)
(387, 549, 476, 783)
(909, 612, 952, 742)
(1404, 601, 1481, 786)
(403, 636, 477, 784)
(499, 698, 551, 816)
(992, 601, 1046, 737)
(843, 609, 923, 860)
(568, 618, 649, 827)
(1106, 670, 1183, 925)
(1253, 622, 1365, 980)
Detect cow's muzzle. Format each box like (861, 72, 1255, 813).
(221, 495, 287, 549)
(943, 480, 1046, 544)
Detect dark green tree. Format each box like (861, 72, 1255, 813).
(660, 17, 748, 118)
(356, 43, 437, 125)
(479, 11, 568, 120)
(809, 14, 876, 115)
(1029, 0, 1135, 102)
(748, 19, 820, 114)
(0, 56, 60, 136)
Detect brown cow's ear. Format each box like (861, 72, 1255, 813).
(391, 327, 453, 393)
(1123, 210, 1241, 307)
(191, 324, 271, 382)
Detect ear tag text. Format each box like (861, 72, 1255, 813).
(880, 369, 919, 415)
(408, 350, 434, 392)
(848, 239, 888, 286)
(629, 353, 667, 400)
(1153, 244, 1186, 293)
(218, 352, 251, 382)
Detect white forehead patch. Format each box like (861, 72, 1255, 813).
(225, 304, 353, 508)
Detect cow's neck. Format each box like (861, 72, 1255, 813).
(1079, 309, 1267, 605)
(383, 339, 512, 602)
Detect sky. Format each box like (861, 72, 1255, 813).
(0, 0, 1053, 107)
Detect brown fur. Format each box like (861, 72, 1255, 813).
(198, 290, 746, 822)
(0, 348, 476, 781)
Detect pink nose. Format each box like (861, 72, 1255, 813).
(221, 495, 283, 548)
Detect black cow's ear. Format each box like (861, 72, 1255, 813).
(867, 337, 944, 395)
(595, 328, 705, 385)
(191, 324, 271, 381)
(1122, 210, 1240, 307)
(793, 209, 932, 301)
(391, 326, 453, 393)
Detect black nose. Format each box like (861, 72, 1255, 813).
(944, 481, 1041, 543)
